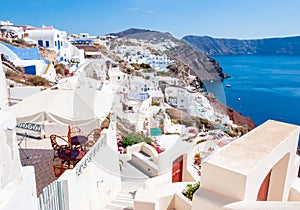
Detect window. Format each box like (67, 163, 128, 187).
(57, 34, 59, 38)
(61, 41, 63, 46)
(38, 40, 43, 46)
(118, 76, 120, 80)
(45, 41, 50, 47)
(55, 41, 57, 46)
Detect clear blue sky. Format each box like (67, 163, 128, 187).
(1, 0, 300, 39)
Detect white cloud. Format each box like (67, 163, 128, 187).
(127, 7, 154, 14)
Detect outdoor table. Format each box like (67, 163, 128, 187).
(70, 135, 88, 145)
(58, 149, 85, 160)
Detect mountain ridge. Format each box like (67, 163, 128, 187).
(182, 35, 300, 55)
(109, 28, 227, 81)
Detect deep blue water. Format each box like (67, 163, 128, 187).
(211, 55, 300, 126)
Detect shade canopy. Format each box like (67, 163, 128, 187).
(5, 87, 113, 127)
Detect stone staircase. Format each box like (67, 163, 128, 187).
(104, 180, 144, 210)
(105, 155, 148, 210)
(104, 190, 134, 209)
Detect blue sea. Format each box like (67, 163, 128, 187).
(210, 55, 300, 126)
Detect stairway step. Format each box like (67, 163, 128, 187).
(105, 203, 133, 210)
(116, 195, 133, 200)
(116, 193, 133, 198)
(111, 199, 134, 207)
(114, 196, 134, 202)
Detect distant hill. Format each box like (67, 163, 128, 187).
(109, 28, 227, 81)
(108, 28, 154, 38)
(182, 35, 300, 55)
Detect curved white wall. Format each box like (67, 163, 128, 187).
(0, 43, 20, 61)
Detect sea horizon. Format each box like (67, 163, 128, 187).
(211, 55, 300, 126)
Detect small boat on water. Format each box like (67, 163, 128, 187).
(225, 84, 231, 87)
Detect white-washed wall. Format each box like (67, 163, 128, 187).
(0, 111, 38, 210)
(0, 58, 8, 109)
(58, 134, 121, 210)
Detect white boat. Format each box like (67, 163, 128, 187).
(225, 84, 231, 87)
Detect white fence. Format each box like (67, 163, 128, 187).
(38, 180, 69, 210)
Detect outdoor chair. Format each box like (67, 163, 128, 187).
(84, 128, 102, 152)
(50, 134, 85, 177)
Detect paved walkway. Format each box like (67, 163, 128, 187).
(17, 135, 56, 195)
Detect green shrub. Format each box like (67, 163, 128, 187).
(182, 181, 200, 201)
(121, 133, 152, 148)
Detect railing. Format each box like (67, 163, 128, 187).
(75, 133, 107, 176)
(38, 180, 69, 210)
(16, 122, 45, 139)
(16, 122, 44, 132)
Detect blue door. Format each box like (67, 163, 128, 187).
(57, 40, 61, 50)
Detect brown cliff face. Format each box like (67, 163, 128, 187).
(226, 107, 256, 131)
(205, 93, 256, 131)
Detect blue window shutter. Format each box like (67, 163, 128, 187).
(38, 40, 43, 46)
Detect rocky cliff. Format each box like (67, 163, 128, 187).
(205, 93, 256, 130)
(182, 35, 300, 55)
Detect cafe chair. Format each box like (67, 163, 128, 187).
(84, 128, 102, 152)
(50, 134, 85, 177)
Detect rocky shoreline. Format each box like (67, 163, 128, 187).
(205, 93, 256, 130)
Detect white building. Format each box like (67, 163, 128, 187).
(0, 42, 57, 82)
(24, 26, 85, 64)
(127, 76, 158, 100)
(133, 120, 300, 210)
(165, 86, 217, 121)
(0, 20, 13, 26)
(68, 33, 116, 48)
(0, 25, 24, 39)
(193, 120, 300, 210)
(145, 54, 174, 71)
(165, 86, 192, 111)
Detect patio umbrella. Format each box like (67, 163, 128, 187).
(5, 87, 113, 127)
